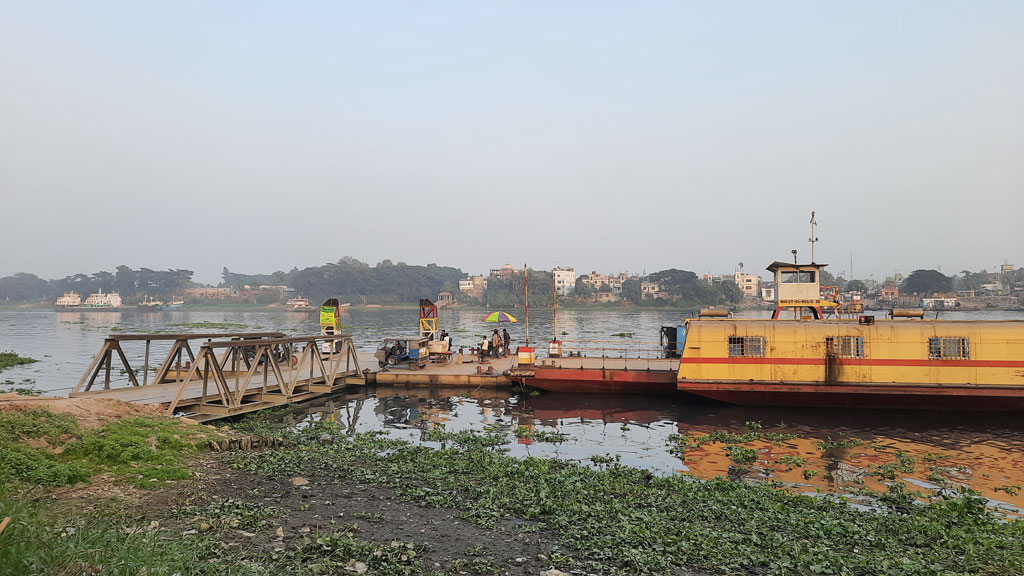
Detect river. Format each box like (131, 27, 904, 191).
(2, 307, 1023, 511)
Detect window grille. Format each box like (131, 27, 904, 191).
(728, 336, 765, 357)
(825, 336, 865, 358)
(928, 337, 970, 360)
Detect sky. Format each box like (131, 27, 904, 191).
(1, 1, 1021, 285)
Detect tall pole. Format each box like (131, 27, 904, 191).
(553, 272, 557, 343)
(524, 263, 530, 347)
(809, 211, 818, 263)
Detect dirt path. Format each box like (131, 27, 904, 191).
(172, 452, 566, 575)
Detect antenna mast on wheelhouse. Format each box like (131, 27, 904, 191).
(808, 211, 819, 263)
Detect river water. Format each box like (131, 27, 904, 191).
(2, 307, 1023, 510)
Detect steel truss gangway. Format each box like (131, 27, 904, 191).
(70, 332, 363, 422)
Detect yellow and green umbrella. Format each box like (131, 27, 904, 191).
(482, 311, 517, 323)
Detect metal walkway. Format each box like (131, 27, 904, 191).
(71, 332, 363, 422)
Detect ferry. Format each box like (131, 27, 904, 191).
(55, 291, 81, 308)
(56, 290, 127, 311)
(511, 259, 1024, 411)
(286, 297, 316, 312)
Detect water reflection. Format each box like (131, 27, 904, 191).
(269, 386, 1024, 512)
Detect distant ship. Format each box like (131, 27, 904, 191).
(137, 295, 164, 311)
(163, 301, 184, 310)
(55, 291, 81, 308)
(56, 290, 127, 311)
(286, 297, 316, 312)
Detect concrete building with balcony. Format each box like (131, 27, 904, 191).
(553, 267, 576, 296)
(734, 272, 761, 298)
(641, 281, 662, 299)
(459, 275, 488, 301)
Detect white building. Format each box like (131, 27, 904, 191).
(734, 272, 761, 299)
(553, 267, 576, 296)
(459, 275, 488, 301)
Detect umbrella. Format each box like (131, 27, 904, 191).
(482, 311, 518, 323)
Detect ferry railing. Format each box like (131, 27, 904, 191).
(523, 339, 680, 372)
(554, 339, 667, 359)
(165, 334, 362, 416)
(73, 332, 285, 394)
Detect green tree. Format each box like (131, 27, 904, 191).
(901, 270, 952, 295)
(621, 279, 641, 304)
(846, 280, 867, 293)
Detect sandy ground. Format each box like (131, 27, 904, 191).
(0, 393, 170, 429)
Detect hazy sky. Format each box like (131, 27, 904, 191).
(2, 2, 1021, 284)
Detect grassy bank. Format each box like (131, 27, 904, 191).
(3, 408, 1022, 575)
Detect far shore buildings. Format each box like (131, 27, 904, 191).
(183, 285, 293, 303)
(579, 271, 632, 293)
(458, 274, 488, 301)
(641, 281, 662, 299)
(734, 271, 761, 299)
(553, 267, 576, 296)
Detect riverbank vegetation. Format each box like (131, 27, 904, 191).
(3, 404, 1022, 575)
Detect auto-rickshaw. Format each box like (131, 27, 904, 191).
(374, 336, 429, 369)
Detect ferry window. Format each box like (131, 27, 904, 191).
(825, 336, 865, 358)
(799, 271, 816, 283)
(928, 337, 970, 360)
(780, 271, 799, 283)
(728, 336, 765, 357)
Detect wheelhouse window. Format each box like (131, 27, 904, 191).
(825, 336, 865, 358)
(728, 336, 765, 357)
(780, 271, 799, 283)
(798, 271, 816, 283)
(928, 337, 970, 360)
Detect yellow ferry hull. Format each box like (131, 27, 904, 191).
(677, 319, 1024, 410)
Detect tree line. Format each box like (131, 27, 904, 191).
(0, 266, 194, 304)
(3, 260, 1017, 306)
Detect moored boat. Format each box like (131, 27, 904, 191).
(286, 297, 316, 312)
(138, 295, 164, 311)
(511, 254, 1024, 411)
(57, 290, 128, 311)
(55, 291, 82, 309)
(675, 317, 1024, 411)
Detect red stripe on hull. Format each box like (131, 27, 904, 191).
(676, 382, 1024, 411)
(525, 368, 677, 395)
(679, 357, 1024, 368)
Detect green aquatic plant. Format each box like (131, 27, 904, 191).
(0, 351, 37, 371)
(513, 426, 567, 443)
(231, 427, 1024, 576)
(995, 484, 1022, 496)
(171, 321, 249, 330)
(724, 445, 758, 465)
(817, 436, 864, 451)
(777, 455, 808, 470)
